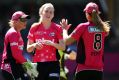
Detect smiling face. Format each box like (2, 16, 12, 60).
(39, 3, 54, 22)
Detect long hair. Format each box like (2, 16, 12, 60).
(38, 3, 54, 23)
(91, 10, 110, 33)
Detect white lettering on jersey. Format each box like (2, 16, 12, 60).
(10, 42, 18, 46)
(88, 26, 101, 32)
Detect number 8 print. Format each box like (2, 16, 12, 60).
(93, 33, 102, 51)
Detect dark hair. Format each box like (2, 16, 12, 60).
(91, 10, 110, 33)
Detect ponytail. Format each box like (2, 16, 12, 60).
(92, 10, 110, 33)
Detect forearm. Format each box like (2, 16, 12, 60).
(10, 46, 27, 63)
(63, 29, 72, 45)
(63, 29, 76, 45)
(63, 29, 69, 40)
(12, 50, 27, 63)
(27, 43, 36, 53)
(52, 42, 65, 51)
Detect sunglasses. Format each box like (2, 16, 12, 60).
(19, 18, 27, 22)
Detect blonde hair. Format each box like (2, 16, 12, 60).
(39, 3, 54, 23)
(8, 20, 14, 27)
(92, 10, 110, 33)
(39, 3, 54, 15)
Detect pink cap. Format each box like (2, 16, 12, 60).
(11, 11, 30, 21)
(84, 2, 100, 13)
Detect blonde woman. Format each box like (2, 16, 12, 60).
(1, 11, 31, 80)
(60, 2, 110, 80)
(27, 3, 65, 80)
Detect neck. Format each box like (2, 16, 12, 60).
(40, 18, 51, 29)
(14, 25, 21, 32)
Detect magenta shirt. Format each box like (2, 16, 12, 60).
(1, 27, 26, 73)
(71, 22, 107, 72)
(27, 22, 63, 62)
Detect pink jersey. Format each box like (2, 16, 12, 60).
(71, 22, 107, 72)
(1, 27, 26, 73)
(27, 22, 63, 62)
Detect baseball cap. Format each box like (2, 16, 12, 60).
(11, 11, 31, 21)
(84, 2, 100, 14)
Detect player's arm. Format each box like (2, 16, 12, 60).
(27, 39, 43, 53)
(43, 39, 65, 51)
(63, 29, 76, 45)
(27, 23, 43, 53)
(60, 19, 76, 45)
(9, 33, 26, 63)
(10, 45, 27, 63)
(52, 39, 65, 50)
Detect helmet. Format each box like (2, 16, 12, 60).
(84, 2, 100, 14)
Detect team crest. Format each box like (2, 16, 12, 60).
(49, 32, 55, 36)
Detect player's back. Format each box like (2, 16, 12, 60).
(77, 22, 107, 68)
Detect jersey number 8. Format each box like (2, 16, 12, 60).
(93, 33, 102, 51)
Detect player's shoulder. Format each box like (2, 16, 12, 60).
(6, 28, 17, 35)
(31, 22, 40, 28)
(52, 22, 62, 31)
(77, 22, 89, 29)
(51, 22, 63, 33)
(5, 28, 18, 38)
(52, 22, 61, 28)
(79, 22, 89, 26)
(30, 22, 40, 31)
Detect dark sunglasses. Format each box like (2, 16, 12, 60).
(19, 18, 27, 22)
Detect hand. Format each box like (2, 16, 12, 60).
(64, 51, 76, 60)
(60, 19, 72, 30)
(34, 42, 43, 50)
(68, 51, 76, 60)
(43, 40, 54, 46)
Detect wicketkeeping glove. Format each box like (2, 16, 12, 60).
(22, 61, 39, 78)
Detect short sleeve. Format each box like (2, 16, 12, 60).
(27, 26, 35, 42)
(70, 23, 86, 40)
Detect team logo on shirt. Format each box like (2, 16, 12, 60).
(49, 32, 55, 37)
(88, 26, 101, 32)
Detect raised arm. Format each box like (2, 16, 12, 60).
(60, 19, 76, 45)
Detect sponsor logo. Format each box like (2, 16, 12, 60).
(88, 26, 101, 32)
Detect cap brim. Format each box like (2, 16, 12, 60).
(83, 8, 86, 12)
(21, 15, 31, 19)
(83, 9, 101, 14)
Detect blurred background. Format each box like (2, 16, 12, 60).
(0, 0, 119, 80)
